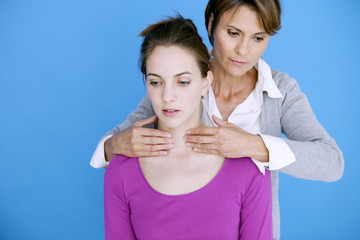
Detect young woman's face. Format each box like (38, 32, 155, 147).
(209, 5, 270, 78)
(145, 46, 211, 130)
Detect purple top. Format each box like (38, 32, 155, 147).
(104, 155, 272, 240)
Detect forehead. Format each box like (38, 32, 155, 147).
(146, 46, 200, 74)
(219, 5, 264, 32)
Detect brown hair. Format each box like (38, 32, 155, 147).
(139, 15, 210, 78)
(205, 0, 281, 45)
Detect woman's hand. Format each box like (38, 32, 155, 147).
(184, 115, 269, 162)
(105, 115, 174, 161)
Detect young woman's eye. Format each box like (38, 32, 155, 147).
(178, 80, 190, 86)
(148, 80, 161, 86)
(228, 30, 239, 37)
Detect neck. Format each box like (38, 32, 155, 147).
(211, 62, 257, 100)
(158, 120, 204, 157)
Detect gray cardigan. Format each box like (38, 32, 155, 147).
(102, 68, 344, 239)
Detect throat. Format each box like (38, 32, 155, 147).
(158, 121, 204, 156)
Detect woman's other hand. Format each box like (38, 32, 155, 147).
(185, 115, 269, 162)
(105, 116, 174, 161)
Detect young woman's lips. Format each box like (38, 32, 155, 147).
(231, 59, 247, 66)
(162, 109, 180, 117)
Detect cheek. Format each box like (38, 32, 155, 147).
(148, 88, 161, 109)
(213, 32, 228, 56)
(183, 86, 203, 105)
(253, 41, 269, 58)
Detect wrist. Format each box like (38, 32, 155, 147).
(104, 136, 115, 162)
(249, 134, 269, 162)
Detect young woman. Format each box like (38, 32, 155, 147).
(96, 1, 344, 239)
(104, 16, 272, 239)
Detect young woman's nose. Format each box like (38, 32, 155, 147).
(162, 84, 176, 103)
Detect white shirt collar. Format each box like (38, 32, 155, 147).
(255, 58, 283, 100)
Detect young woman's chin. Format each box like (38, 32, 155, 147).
(158, 118, 184, 130)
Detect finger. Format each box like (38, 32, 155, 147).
(133, 115, 158, 127)
(134, 127, 171, 138)
(192, 147, 219, 155)
(185, 135, 218, 144)
(139, 150, 169, 157)
(185, 127, 218, 136)
(141, 136, 174, 145)
(136, 143, 174, 153)
(212, 115, 231, 127)
(186, 142, 218, 150)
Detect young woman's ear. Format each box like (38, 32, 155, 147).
(201, 71, 213, 96)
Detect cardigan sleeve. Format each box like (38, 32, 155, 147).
(90, 94, 155, 168)
(239, 162, 273, 240)
(274, 71, 344, 182)
(104, 157, 137, 240)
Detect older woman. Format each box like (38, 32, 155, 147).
(93, 1, 344, 239)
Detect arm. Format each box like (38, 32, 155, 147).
(276, 72, 344, 182)
(104, 159, 136, 240)
(239, 163, 272, 240)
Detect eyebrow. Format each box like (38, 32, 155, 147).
(146, 71, 193, 78)
(226, 24, 267, 35)
(174, 71, 192, 77)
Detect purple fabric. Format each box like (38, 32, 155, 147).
(104, 155, 272, 240)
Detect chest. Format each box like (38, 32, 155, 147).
(139, 156, 225, 195)
(129, 159, 244, 240)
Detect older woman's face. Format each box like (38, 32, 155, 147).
(210, 5, 270, 78)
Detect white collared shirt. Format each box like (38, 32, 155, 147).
(200, 58, 295, 174)
(90, 59, 296, 172)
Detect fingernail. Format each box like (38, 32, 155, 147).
(185, 143, 191, 147)
(169, 144, 175, 148)
(193, 148, 198, 152)
(161, 151, 167, 155)
(166, 133, 171, 137)
(186, 130, 191, 135)
(183, 136, 187, 141)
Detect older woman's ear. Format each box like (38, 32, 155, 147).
(207, 13, 214, 38)
(201, 71, 213, 96)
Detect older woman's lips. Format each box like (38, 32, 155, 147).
(162, 109, 180, 117)
(231, 60, 246, 66)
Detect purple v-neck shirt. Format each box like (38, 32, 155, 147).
(104, 155, 272, 240)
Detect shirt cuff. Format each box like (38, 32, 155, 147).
(259, 134, 296, 170)
(251, 158, 269, 175)
(90, 135, 113, 168)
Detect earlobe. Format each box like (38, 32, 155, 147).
(201, 71, 213, 96)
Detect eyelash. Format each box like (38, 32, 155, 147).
(254, 37, 264, 42)
(148, 80, 161, 86)
(178, 80, 190, 86)
(228, 30, 238, 37)
(228, 30, 265, 42)
(148, 80, 191, 86)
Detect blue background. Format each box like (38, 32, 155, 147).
(1, 0, 359, 239)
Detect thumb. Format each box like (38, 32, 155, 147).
(212, 115, 230, 127)
(134, 115, 158, 127)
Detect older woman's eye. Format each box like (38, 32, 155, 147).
(228, 30, 239, 37)
(254, 36, 265, 42)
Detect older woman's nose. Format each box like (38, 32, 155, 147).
(235, 38, 249, 56)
